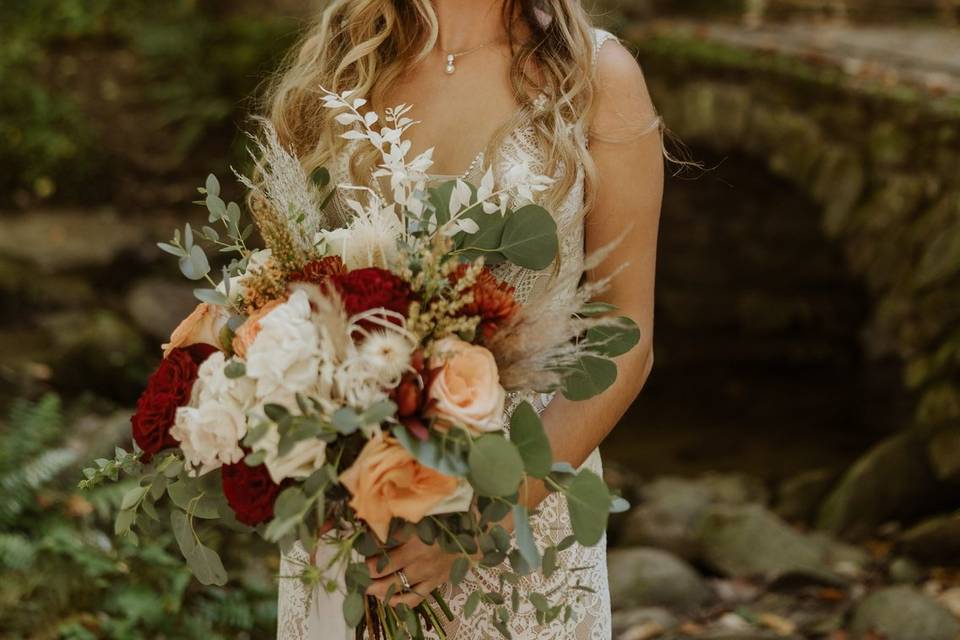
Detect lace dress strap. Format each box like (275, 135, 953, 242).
(592, 28, 619, 71)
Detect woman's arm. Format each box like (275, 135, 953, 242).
(518, 38, 664, 509)
(366, 40, 664, 606)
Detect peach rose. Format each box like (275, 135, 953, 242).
(340, 435, 470, 541)
(231, 298, 284, 359)
(426, 337, 505, 434)
(162, 303, 228, 358)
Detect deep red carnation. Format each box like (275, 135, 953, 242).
(330, 267, 413, 323)
(131, 345, 217, 460)
(221, 460, 284, 526)
(288, 256, 347, 286)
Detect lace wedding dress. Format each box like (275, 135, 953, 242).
(277, 28, 619, 640)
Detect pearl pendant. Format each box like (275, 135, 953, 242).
(445, 54, 456, 75)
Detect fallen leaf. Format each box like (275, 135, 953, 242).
(758, 612, 797, 636)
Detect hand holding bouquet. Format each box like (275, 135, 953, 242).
(80, 89, 639, 639)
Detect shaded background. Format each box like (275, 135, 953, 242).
(2, 1, 959, 638)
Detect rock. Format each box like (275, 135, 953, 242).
(606, 547, 711, 613)
(899, 513, 960, 562)
(939, 587, 960, 620)
(775, 468, 837, 524)
(817, 432, 942, 538)
(888, 556, 923, 584)
(38, 310, 150, 401)
(0, 209, 147, 272)
(849, 586, 960, 640)
(929, 427, 960, 482)
(620, 474, 768, 558)
(612, 607, 677, 638)
(125, 278, 198, 340)
(697, 504, 843, 582)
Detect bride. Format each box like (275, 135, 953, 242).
(268, 0, 663, 637)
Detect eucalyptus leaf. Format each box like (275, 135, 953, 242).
(224, 361, 246, 379)
(609, 496, 631, 514)
(450, 556, 469, 586)
(586, 317, 641, 358)
(157, 242, 185, 257)
(498, 205, 558, 270)
(512, 505, 541, 570)
(179, 244, 211, 281)
(564, 470, 610, 547)
(343, 592, 364, 628)
(114, 508, 136, 535)
(205, 174, 221, 197)
(509, 402, 552, 478)
(464, 591, 482, 618)
(120, 485, 148, 511)
(560, 355, 618, 401)
(467, 435, 524, 497)
(167, 477, 221, 519)
(193, 288, 228, 306)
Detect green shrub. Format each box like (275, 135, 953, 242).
(0, 395, 279, 639)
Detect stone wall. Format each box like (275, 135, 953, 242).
(632, 29, 960, 431)
(617, 26, 960, 534)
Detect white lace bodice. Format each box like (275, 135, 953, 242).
(277, 28, 619, 640)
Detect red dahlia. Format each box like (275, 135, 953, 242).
(221, 460, 284, 526)
(330, 267, 413, 323)
(288, 256, 347, 285)
(131, 345, 217, 460)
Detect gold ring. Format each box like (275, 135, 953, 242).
(397, 569, 412, 592)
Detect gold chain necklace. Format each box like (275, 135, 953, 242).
(441, 39, 499, 75)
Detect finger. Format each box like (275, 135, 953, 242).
(366, 539, 429, 578)
(388, 585, 429, 608)
(366, 573, 406, 601)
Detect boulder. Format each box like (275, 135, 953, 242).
(775, 468, 837, 524)
(929, 427, 960, 482)
(0, 209, 146, 272)
(697, 504, 844, 582)
(611, 606, 677, 638)
(606, 547, 711, 613)
(817, 432, 942, 538)
(125, 278, 198, 340)
(849, 586, 960, 640)
(899, 512, 960, 562)
(620, 474, 768, 558)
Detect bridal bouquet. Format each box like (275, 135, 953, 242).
(79, 89, 638, 639)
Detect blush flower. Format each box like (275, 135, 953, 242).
(339, 435, 469, 541)
(162, 303, 228, 357)
(426, 337, 505, 434)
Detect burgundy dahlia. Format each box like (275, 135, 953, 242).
(221, 460, 284, 526)
(130, 344, 217, 459)
(330, 267, 413, 320)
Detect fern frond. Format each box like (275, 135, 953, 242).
(0, 448, 78, 526)
(0, 532, 36, 570)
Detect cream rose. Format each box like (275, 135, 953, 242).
(254, 425, 327, 485)
(171, 402, 246, 477)
(426, 337, 505, 433)
(162, 302, 228, 357)
(339, 435, 463, 541)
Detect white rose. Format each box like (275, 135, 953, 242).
(253, 424, 327, 484)
(171, 402, 247, 477)
(244, 289, 322, 406)
(426, 337, 505, 433)
(195, 352, 256, 409)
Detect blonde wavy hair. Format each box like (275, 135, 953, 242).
(263, 0, 603, 213)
